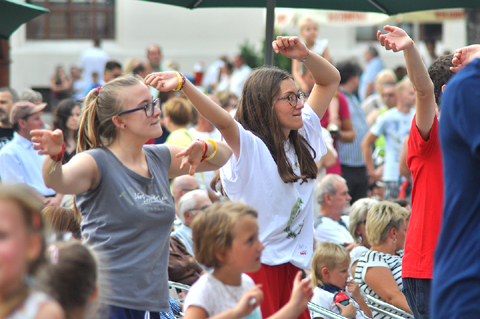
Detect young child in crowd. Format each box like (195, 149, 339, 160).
(183, 201, 312, 319)
(0, 184, 64, 319)
(38, 241, 99, 319)
(310, 242, 372, 319)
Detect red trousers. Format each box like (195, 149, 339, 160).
(247, 263, 311, 319)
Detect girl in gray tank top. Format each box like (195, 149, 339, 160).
(31, 75, 232, 318)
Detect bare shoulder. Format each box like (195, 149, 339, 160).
(35, 300, 65, 319)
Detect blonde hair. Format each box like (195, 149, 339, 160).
(162, 97, 193, 126)
(77, 75, 144, 153)
(311, 242, 350, 287)
(349, 198, 379, 243)
(374, 69, 397, 92)
(366, 201, 410, 246)
(298, 16, 318, 33)
(191, 201, 258, 268)
(395, 77, 413, 94)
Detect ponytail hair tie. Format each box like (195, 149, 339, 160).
(96, 86, 101, 94)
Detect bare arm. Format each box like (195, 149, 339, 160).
(32, 129, 99, 195)
(167, 140, 232, 179)
(378, 25, 435, 140)
(361, 132, 381, 181)
(365, 267, 412, 314)
(291, 59, 311, 93)
(338, 117, 355, 143)
(145, 73, 240, 158)
(399, 135, 411, 180)
(272, 36, 340, 120)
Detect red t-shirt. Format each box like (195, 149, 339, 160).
(321, 91, 351, 175)
(402, 115, 443, 279)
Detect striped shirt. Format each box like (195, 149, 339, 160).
(354, 250, 408, 319)
(337, 88, 370, 167)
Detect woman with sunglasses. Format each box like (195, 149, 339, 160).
(30, 75, 232, 319)
(146, 36, 340, 319)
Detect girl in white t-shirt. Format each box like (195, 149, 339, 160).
(184, 201, 312, 319)
(310, 242, 372, 319)
(145, 36, 340, 319)
(0, 184, 64, 319)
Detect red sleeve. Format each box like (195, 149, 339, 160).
(407, 115, 439, 162)
(321, 91, 351, 128)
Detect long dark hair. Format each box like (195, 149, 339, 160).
(212, 67, 317, 193)
(54, 98, 80, 141)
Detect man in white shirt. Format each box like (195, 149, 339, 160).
(229, 53, 251, 97)
(79, 39, 109, 92)
(314, 174, 356, 250)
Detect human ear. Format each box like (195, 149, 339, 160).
(441, 84, 447, 93)
(89, 286, 99, 302)
(26, 233, 42, 263)
(111, 115, 126, 129)
(321, 266, 330, 279)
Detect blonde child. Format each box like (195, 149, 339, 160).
(310, 242, 372, 319)
(38, 242, 99, 319)
(0, 184, 64, 319)
(184, 201, 312, 319)
(292, 17, 340, 132)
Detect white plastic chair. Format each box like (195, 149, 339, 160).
(364, 294, 414, 319)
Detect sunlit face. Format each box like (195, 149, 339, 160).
(147, 46, 162, 67)
(66, 105, 81, 132)
(330, 180, 352, 220)
(223, 215, 264, 274)
(273, 79, 305, 140)
(119, 84, 163, 139)
(381, 85, 397, 109)
(326, 261, 350, 290)
(0, 199, 33, 298)
(397, 84, 416, 108)
(300, 20, 318, 43)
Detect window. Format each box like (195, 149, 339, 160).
(26, 0, 115, 39)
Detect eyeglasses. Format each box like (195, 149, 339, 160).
(277, 92, 306, 108)
(118, 98, 160, 117)
(185, 205, 210, 213)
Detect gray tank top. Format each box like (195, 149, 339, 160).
(75, 145, 175, 312)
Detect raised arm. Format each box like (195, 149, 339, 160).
(451, 44, 480, 72)
(31, 129, 99, 195)
(145, 73, 240, 158)
(377, 25, 435, 140)
(272, 36, 340, 120)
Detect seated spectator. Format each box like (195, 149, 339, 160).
(41, 206, 81, 240)
(354, 201, 412, 317)
(310, 242, 372, 319)
(314, 174, 355, 251)
(168, 235, 205, 286)
(348, 198, 379, 275)
(0, 101, 63, 206)
(163, 97, 195, 147)
(172, 189, 212, 257)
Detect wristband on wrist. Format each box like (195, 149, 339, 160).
(197, 139, 208, 162)
(203, 138, 217, 161)
(172, 72, 186, 92)
(297, 50, 310, 63)
(49, 141, 66, 174)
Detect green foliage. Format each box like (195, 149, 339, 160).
(238, 33, 292, 72)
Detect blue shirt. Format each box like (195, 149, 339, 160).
(432, 58, 480, 318)
(337, 89, 369, 167)
(359, 57, 384, 101)
(0, 132, 55, 196)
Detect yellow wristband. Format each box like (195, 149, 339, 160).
(172, 72, 182, 92)
(204, 138, 217, 161)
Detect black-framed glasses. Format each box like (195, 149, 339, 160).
(185, 205, 210, 213)
(118, 98, 160, 117)
(277, 92, 306, 108)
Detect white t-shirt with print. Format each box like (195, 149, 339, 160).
(310, 286, 369, 319)
(220, 103, 326, 269)
(184, 273, 262, 319)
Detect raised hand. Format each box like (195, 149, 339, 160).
(232, 285, 264, 318)
(272, 36, 309, 61)
(31, 129, 64, 156)
(175, 140, 206, 175)
(377, 25, 413, 52)
(289, 271, 313, 310)
(451, 45, 480, 72)
(144, 71, 181, 92)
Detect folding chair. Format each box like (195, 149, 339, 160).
(364, 294, 414, 319)
(308, 302, 349, 319)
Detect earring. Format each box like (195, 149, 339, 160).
(124, 125, 127, 128)
(393, 238, 397, 244)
